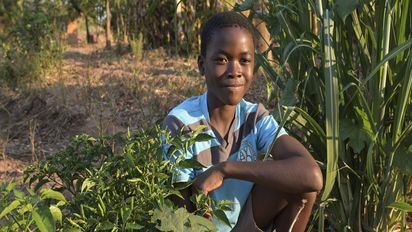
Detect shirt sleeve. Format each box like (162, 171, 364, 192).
(256, 115, 288, 154)
(162, 115, 195, 183)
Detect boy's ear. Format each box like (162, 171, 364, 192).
(197, 55, 205, 76)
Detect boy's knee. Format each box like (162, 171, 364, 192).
(251, 188, 318, 231)
(288, 191, 317, 208)
(299, 191, 316, 202)
(252, 184, 317, 209)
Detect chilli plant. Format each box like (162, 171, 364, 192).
(0, 126, 232, 231)
(236, 0, 412, 231)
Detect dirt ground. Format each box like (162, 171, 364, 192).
(0, 41, 268, 182)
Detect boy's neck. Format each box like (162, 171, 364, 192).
(208, 103, 236, 140)
(209, 104, 236, 123)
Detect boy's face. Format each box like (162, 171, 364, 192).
(198, 27, 254, 107)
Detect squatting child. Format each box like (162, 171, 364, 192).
(162, 11, 323, 232)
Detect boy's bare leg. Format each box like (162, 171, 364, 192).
(252, 184, 317, 232)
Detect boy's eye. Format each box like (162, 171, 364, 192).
(240, 58, 251, 64)
(214, 57, 228, 64)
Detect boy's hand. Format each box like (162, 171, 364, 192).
(193, 164, 225, 195)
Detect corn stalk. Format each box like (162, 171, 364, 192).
(240, 0, 412, 231)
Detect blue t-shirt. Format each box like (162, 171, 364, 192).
(162, 92, 287, 231)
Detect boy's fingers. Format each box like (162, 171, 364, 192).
(193, 179, 209, 195)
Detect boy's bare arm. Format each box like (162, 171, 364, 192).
(194, 135, 323, 195)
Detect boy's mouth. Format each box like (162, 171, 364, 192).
(222, 84, 244, 91)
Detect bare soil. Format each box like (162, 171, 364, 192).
(0, 41, 268, 182)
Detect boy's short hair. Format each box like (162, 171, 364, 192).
(200, 11, 255, 57)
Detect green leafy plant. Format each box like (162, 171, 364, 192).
(0, 182, 66, 231)
(236, 0, 412, 231)
(130, 32, 144, 61)
(0, 125, 233, 231)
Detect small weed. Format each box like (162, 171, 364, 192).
(28, 120, 38, 162)
(130, 32, 144, 62)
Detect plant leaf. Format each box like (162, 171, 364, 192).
(34, 179, 49, 192)
(387, 202, 412, 212)
(188, 214, 216, 231)
(81, 178, 95, 192)
(0, 199, 21, 219)
(5, 181, 16, 193)
(151, 206, 188, 231)
(321, 10, 339, 202)
(49, 205, 62, 225)
(213, 209, 231, 228)
(340, 119, 370, 153)
(179, 158, 206, 169)
(194, 133, 214, 142)
(32, 206, 55, 232)
(125, 223, 144, 230)
(40, 189, 66, 202)
(393, 145, 412, 176)
(333, 0, 371, 22)
(173, 181, 193, 190)
(96, 221, 116, 230)
(280, 78, 299, 106)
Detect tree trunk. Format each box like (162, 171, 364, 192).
(120, 13, 128, 43)
(85, 15, 93, 44)
(174, 0, 183, 54)
(105, 0, 112, 48)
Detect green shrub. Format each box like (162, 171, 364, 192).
(1, 126, 231, 231)
(0, 182, 67, 231)
(0, 1, 64, 87)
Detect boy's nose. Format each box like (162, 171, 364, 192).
(227, 60, 242, 78)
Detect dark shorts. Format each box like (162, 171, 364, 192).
(231, 194, 276, 232)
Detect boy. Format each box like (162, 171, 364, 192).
(163, 11, 322, 232)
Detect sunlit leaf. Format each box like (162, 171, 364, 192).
(81, 178, 95, 192)
(322, 9, 339, 202)
(40, 189, 66, 202)
(33, 206, 55, 232)
(387, 202, 412, 212)
(49, 205, 62, 225)
(0, 199, 21, 219)
(125, 223, 144, 230)
(13, 188, 25, 199)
